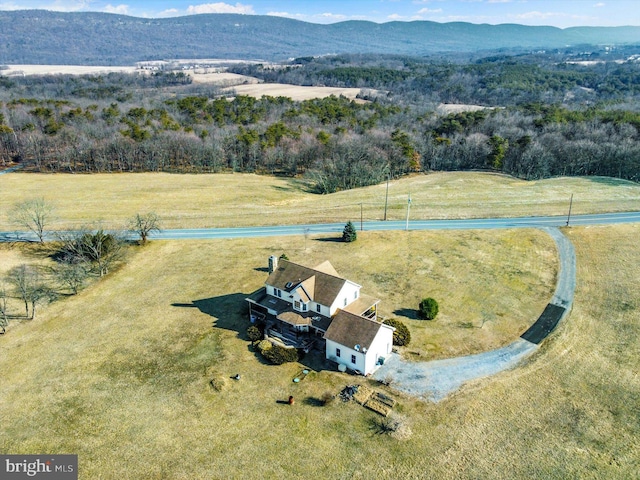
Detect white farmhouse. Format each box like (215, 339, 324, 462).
(246, 256, 394, 375)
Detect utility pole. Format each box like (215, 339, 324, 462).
(383, 174, 390, 221)
(566, 194, 573, 226)
(360, 203, 363, 231)
(405, 193, 411, 231)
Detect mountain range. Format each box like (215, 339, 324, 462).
(1, 10, 640, 65)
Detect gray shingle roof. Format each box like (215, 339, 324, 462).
(266, 259, 347, 307)
(324, 310, 389, 350)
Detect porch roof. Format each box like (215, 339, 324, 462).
(342, 294, 380, 316)
(277, 311, 311, 327)
(246, 287, 291, 313)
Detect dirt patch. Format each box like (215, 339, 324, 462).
(437, 103, 495, 114)
(189, 72, 259, 86)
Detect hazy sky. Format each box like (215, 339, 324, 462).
(0, 1, 638, 28)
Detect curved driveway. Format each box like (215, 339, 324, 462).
(372, 227, 575, 402)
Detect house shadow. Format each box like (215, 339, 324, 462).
(393, 308, 419, 320)
(172, 293, 339, 373)
(171, 292, 251, 341)
(254, 267, 270, 273)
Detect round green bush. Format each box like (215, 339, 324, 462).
(383, 318, 411, 346)
(257, 340, 299, 365)
(418, 297, 439, 320)
(246, 325, 263, 342)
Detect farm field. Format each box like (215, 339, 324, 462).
(2, 64, 138, 76)
(1, 171, 639, 231)
(0, 224, 637, 479)
(223, 82, 367, 101)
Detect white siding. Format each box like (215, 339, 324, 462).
(312, 302, 330, 317)
(326, 324, 394, 375)
(328, 281, 361, 316)
(363, 324, 394, 375)
(325, 339, 366, 373)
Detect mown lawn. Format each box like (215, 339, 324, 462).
(1, 171, 639, 230)
(0, 224, 638, 478)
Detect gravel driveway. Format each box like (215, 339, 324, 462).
(373, 227, 576, 402)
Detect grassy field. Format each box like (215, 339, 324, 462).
(1, 224, 638, 479)
(1, 171, 639, 230)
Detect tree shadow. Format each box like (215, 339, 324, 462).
(314, 236, 344, 243)
(393, 308, 419, 320)
(303, 396, 325, 407)
(586, 176, 637, 186)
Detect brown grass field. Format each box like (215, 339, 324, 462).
(1, 171, 639, 230)
(0, 223, 638, 479)
(0, 172, 638, 479)
(224, 83, 366, 101)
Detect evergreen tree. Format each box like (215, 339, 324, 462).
(342, 221, 357, 243)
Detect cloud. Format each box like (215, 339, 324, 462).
(316, 12, 346, 20)
(267, 11, 307, 20)
(417, 8, 443, 14)
(593, 2, 605, 6)
(186, 3, 255, 15)
(158, 8, 180, 17)
(487, 0, 512, 3)
(387, 13, 406, 20)
(103, 4, 129, 15)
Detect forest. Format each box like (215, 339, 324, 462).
(1, 48, 640, 192)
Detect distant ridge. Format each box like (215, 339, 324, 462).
(1, 10, 640, 65)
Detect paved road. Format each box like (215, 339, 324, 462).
(1, 211, 639, 242)
(0, 165, 24, 175)
(151, 211, 640, 240)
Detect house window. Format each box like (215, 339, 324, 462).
(336, 348, 341, 358)
(354, 290, 358, 299)
(351, 354, 356, 364)
(343, 298, 347, 306)
(316, 304, 321, 313)
(302, 303, 308, 312)
(274, 288, 282, 298)
(294, 300, 301, 310)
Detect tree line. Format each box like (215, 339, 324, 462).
(1, 51, 640, 191)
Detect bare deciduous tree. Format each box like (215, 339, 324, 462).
(0, 283, 9, 334)
(8, 264, 50, 319)
(11, 197, 55, 242)
(52, 261, 89, 295)
(59, 228, 125, 277)
(129, 213, 161, 244)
